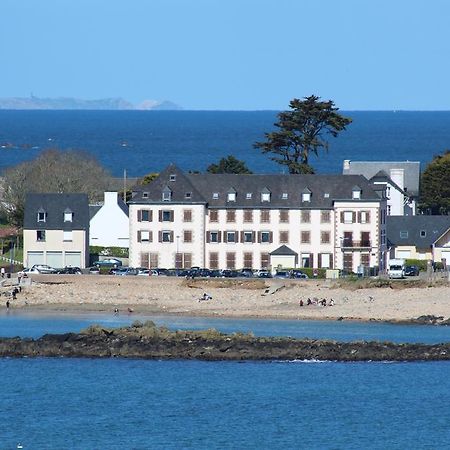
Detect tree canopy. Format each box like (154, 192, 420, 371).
(0, 149, 114, 226)
(206, 155, 252, 174)
(254, 95, 352, 174)
(419, 150, 450, 214)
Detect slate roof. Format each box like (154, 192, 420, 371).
(89, 205, 102, 220)
(387, 216, 450, 247)
(270, 245, 298, 256)
(130, 164, 381, 209)
(24, 193, 90, 230)
(89, 193, 129, 220)
(343, 161, 420, 196)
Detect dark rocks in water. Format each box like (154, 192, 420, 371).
(394, 315, 450, 326)
(1, 324, 450, 361)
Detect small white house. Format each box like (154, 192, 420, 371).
(89, 192, 129, 248)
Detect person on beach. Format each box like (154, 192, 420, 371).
(299, 299, 304, 307)
(329, 299, 335, 306)
(199, 292, 212, 302)
(6, 300, 10, 309)
(307, 298, 312, 306)
(1, 267, 5, 278)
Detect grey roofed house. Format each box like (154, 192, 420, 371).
(387, 216, 450, 247)
(89, 194, 129, 220)
(24, 193, 90, 230)
(269, 245, 298, 256)
(343, 160, 420, 196)
(130, 163, 382, 208)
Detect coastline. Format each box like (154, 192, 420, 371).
(1, 274, 449, 325)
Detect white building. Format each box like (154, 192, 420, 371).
(89, 192, 129, 248)
(128, 165, 387, 273)
(343, 160, 420, 216)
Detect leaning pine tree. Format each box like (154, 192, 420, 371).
(254, 95, 352, 174)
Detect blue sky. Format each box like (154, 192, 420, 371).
(2, 0, 449, 110)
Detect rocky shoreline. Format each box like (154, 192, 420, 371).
(1, 321, 450, 361)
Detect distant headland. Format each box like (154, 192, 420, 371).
(0, 96, 182, 111)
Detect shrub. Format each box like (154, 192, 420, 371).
(298, 268, 326, 279)
(405, 259, 428, 271)
(89, 246, 129, 258)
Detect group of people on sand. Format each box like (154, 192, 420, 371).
(299, 297, 334, 307)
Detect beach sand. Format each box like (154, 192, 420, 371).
(2, 274, 449, 322)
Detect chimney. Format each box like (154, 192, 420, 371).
(343, 160, 351, 172)
(104, 192, 118, 205)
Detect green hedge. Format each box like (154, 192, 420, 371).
(89, 246, 129, 258)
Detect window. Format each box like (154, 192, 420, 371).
(64, 211, 73, 222)
(359, 211, 370, 224)
(261, 192, 271, 202)
(183, 209, 192, 222)
(420, 230, 427, 238)
(244, 210, 253, 223)
(400, 231, 408, 239)
(352, 189, 361, 199)
(301, 253, 312, 268)
(342, 211, 354, 224)
(161, 210, 173, 222)
(361, 232, 370, 247)
(279, 210, 289, 223)
(37, 230, 46, 242)
(226, 210, 236, 222)
(244, 252, 253, 268)
(209, 252, 219, 269)
(227, 192, 236, 202)
(279, 231, 289, 244)
(212, 192, 219, 199)
(386, 186, 391, 198)
(321, 211, 331, 223)
(37, 212, 46, 222)
(169, 174, 177, 182)
(183, 230, 192, 243)
(261, 252, 269, 269)
(140, 210, 152, 222)
(226, 231, 236, 243)
(301, 210, 310, 223)
(260, 231, 271, 243)
(142, 192, 149, 199)
(161, 231, 173, 243)
(226, 252, 236, 269)
(246, 193, 252, 200)
(319, 253, 332, 269)
(321, 231, 330, 244)
(162, 191, 172, 202)
(260, 210, 270, 223)
(360, 253, 370, 267)
(209, 231, 220, 243)
(302, 192, 311, 202)
(301, 231, 310, 244)
(139, 231, 151, 242)
(185, 192, 192, 199)
(149, 253, 159, 268)
(140, 252, 149, 267)
(63, 231, 73, 242)
(209, 210, 218, 222)
(282, 193, 288, 200)
(324, 193, 330, 198)
(243, 231, 254, 243)
(387, 205, 392, 215)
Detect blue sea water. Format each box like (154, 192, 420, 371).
(1, 110, 449, 176)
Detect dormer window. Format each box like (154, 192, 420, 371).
(261, 187, 271, 202)
(246, 193, 252, 200)
(37, 209, 46, 223)
(142, 192, 149, 199)
(324, 193, 330, 198)
(301, 188, 311, 203)
(227, 188, 237, 202)
(282, 193, 288, 200)
(185, 192, 192, 199)
(169, 174, 177, 182)
(162, 186, 172, 202)
(352, 186, 362, 199)
(212, 192, 219, 199)
(64, 208, 73, 222)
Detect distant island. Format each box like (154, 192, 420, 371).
(0, 96, 182, 110)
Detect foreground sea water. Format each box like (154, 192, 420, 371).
(1, 313, 450, 448)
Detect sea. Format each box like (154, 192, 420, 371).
(1, 110, 450, 448)
(1, 110, 450, 176)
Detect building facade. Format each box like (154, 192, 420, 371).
(129, 165, 387, 273)
(23, 193, 90, 268)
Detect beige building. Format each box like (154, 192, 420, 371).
(129, 165, 387, 273)
(23, 193, 90, 268)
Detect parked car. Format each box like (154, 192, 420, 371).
(221, 269, 239, 278)
(93, 258, 123, 268)
(18, 267, 40, 276)
(137, 269, 150, 276)
(114, 267, 138, 276)
(88, 266, 100, 275)
(404, 265, 420, 276)
(209, 270, 222, 278)
(257, 270, 272, 278)
(239, 268, 254, 278)
(290, 269, 309, 279)
(274, 271, 290, 279)
(31, 264, 57, 274)
(56, 267, 82, 275)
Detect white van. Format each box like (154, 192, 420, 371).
(388, 259, 405, 279)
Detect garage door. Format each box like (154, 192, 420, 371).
(47, 251, 63, 268)
(396, 250, 411, 259)
(442, 250, 450, 267)
(65, 252, 82, 268)
(27, 251, 44, 267)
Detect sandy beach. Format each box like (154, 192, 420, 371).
(1, 274, 449, 323)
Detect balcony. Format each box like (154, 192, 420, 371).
(341, 240, 371, 249)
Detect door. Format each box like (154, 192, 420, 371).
(343, 252, 353, 272)
(47, 251, 63, 268)
(65, 251, 82, 268)
(27, 251, 44, 267)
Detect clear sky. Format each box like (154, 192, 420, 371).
(2, 0, 450, 110)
